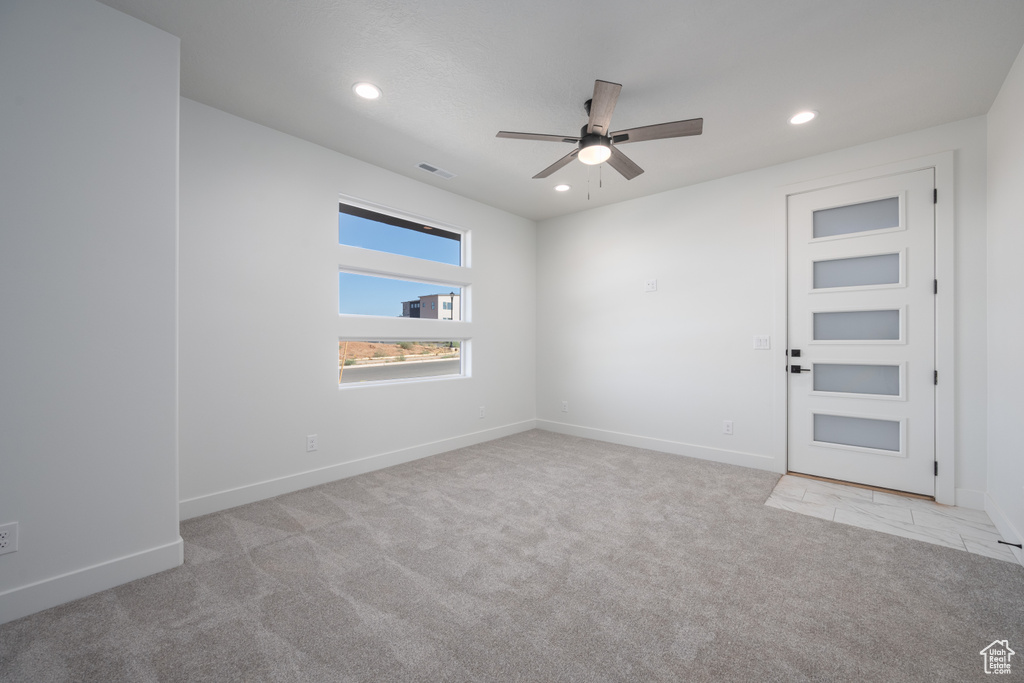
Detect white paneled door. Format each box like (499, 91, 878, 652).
(787, 169, 936, 496)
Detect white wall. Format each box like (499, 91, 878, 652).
(986, 44, 1024, 560)
(178, 100, 537, 517)
(537, 117, 989, 506)
(0, 0, 181, 624)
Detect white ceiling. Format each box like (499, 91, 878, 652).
(99, 0, 1024, 221)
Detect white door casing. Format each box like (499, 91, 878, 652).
(787, 168, 936, 496)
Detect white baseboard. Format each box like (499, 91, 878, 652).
(0, 538, 183, 626)
(954, 488, 986, 511)
(179, 420, 539, 520)
(985, 492, 1024, 569)
(536, 420, 780, 472)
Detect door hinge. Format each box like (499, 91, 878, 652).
(934, 370, 938, 385)
(934, 188, 938, 204)
(934, 461, 938, 476)
(934, 279, 938, 294)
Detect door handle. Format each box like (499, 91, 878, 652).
(790, 364, 811, 373)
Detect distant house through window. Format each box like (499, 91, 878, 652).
(402, 293, 461, 320)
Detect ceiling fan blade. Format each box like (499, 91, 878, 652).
(497, 131, 580, 143)
(611, 118, 703, 144)
(606, 146, 644, 180)
(533, 149, 580, 179)
(586, 80, 622, 136)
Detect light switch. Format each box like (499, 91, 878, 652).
(753, 335, 771, 350)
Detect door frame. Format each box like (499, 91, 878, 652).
(772, 152, 955, 505)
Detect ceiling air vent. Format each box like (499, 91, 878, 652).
(417, 162, 456, 180)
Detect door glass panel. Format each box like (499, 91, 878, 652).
(813, 253, 900, 289)
(813, 310, 899, 341)
(812, 197, 899, 238)
(813, 364, 900, 396)
(814, 414, 900, 451)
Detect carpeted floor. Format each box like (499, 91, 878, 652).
(1, 429, 1022, 682)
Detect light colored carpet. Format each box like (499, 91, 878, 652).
(1, 429, 1021, 682)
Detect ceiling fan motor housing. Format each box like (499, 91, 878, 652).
(579, 126, 611, 149)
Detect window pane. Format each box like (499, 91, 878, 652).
(339, 272, 461, 319)
(812, 197, 899, 238)
(813, 414, 900, 452)
(339, 340, 462, 384)
(813, 364, 900, 396)
(813, 253, 900, 289)
(339, 203, 460, 265)
(813, 310, 900, 341)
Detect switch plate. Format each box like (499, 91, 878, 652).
(306, 434, 318, 452)
(753, 335, 771, 350)
(644, 279, 657, 292)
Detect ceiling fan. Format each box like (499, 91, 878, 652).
(496, 80, 703, 180)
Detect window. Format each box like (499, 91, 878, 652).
(338, 271, 462, 319)
(338, 198, 470, 386)
(339, 202, 461, 265)
(339, 340, 462, 384)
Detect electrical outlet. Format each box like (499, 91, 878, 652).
(0, 522, 18, 555)
(306, 434, 318, 452)
(723, 420, 734, 435)
(478, 406, 486, 418)
(644, 279, 657, 292)
(561, 400, 569, 412)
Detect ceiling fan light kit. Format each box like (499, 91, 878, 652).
(497, 79, 703, 180)
(578, 135, 612, 165)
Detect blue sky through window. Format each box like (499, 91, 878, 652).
(339, 214, 460, 266)
(339, 272, 460, 317)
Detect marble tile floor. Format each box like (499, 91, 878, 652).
(766, 474, 1021, 564)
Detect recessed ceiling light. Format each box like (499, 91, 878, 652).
(789, 110, 817, 125)
(554, 184, 571, 192)
(353, 82, 382, 100)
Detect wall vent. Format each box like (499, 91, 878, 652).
(417, 162, 456, 180)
